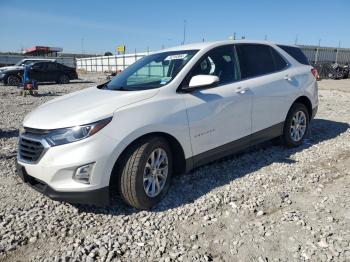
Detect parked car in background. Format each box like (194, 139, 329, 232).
(17, 40, 318, 209)
(0, 58, 56, 73)
(0, 61, 78, 85)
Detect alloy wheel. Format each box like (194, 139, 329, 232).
(8, 76, 20, 86)
(290, 111, 307, 142)
(143, 148, 169, 197)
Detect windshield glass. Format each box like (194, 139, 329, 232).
(105, 50, 198, 91)
(15, 59, 27, 66)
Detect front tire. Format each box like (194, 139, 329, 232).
(281, 103, 309, 147)
(6, 75, 21, 86)
(118, 137, 173, 209)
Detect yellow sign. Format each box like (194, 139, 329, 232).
(117, 45, 126, 53)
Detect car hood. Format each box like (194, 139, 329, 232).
(0, 66, 23, 72)
(23, 86, 159, 129)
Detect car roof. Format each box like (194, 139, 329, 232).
(156, 40, 298, 53)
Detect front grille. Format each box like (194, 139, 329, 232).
(19, 137, 45, 163)
(24, 127, 50, 136)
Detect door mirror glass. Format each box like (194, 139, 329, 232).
(188, 75, 219, 89)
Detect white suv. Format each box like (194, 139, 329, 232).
(17, 40, 318, 209)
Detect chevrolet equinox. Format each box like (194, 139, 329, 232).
(17, 40, 318, 209)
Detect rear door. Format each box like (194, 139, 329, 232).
(235, 44, 298, 134)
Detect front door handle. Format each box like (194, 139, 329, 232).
(236, 87, 249, 94)
(284, 75, 292, 81)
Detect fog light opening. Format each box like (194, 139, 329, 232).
(73, 163, 95, 184)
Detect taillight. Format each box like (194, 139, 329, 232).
(311, 68, 319, 79)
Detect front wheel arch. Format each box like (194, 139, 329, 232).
(109, 132, 186, 188)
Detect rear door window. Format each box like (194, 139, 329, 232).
(277, 45, 309, 65)
(236, 44, 276, 79)
(270, 47, 288, 70)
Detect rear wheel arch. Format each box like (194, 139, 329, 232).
(292, 96, 312, 118)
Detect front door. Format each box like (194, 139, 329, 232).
(29, 62, 46, 82)
(45, 62, 59, 82)
(181, 45, 252, 164)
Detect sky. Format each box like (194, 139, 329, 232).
(1, 0, 349, 54)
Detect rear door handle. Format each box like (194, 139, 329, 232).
(235, 87, 249, 94)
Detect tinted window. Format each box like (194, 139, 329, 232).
(236, 44, 279, 79)
(46, 63, 57, 70)
(31, 63, 45, 70)
(277, 45, 309, 65)
(270, 47, 288, 70)
(187, 45, 239, 85)
(57, 64, 66, 70)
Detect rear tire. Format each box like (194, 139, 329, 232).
(57, 75, 70, 84)
(281, 103, 309, 147)
(117, 137, 173, 209)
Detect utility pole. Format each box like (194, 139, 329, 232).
(182, 20, 187, 45)
(336, 41, 341, 64)
(264, 35, 267, 40)
(81, 38, 85, 56)
(294, 34, 298, 45)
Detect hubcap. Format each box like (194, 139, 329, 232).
(143, 148, 168, 197)
(290, 111, 307, 142)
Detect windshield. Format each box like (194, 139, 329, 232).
(105, 50, 198, 91)
(15, 60, 26, 66)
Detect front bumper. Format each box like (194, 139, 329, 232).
(17, 130, 125, 207)
(17, 163, 110, 206)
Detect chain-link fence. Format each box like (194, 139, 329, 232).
(76, 44, 350, 73)
(0, 54, 76, 68)
(299, 45, 350, 65)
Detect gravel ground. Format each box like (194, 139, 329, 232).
(0, 77, 349, 262)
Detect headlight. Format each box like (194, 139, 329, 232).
(0, 73, 5, 77)
(45, 116, 112, 146)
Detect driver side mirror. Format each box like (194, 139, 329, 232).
(183, 75, 219, 92)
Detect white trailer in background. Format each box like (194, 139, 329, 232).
(76, 52, 147, 72)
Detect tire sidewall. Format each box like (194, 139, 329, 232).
(7, 75, 20, 86)
(283, 103, 310, 147)
(134, 138, 173, 209)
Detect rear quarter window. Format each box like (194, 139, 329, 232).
(277, 45, 309, 65)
